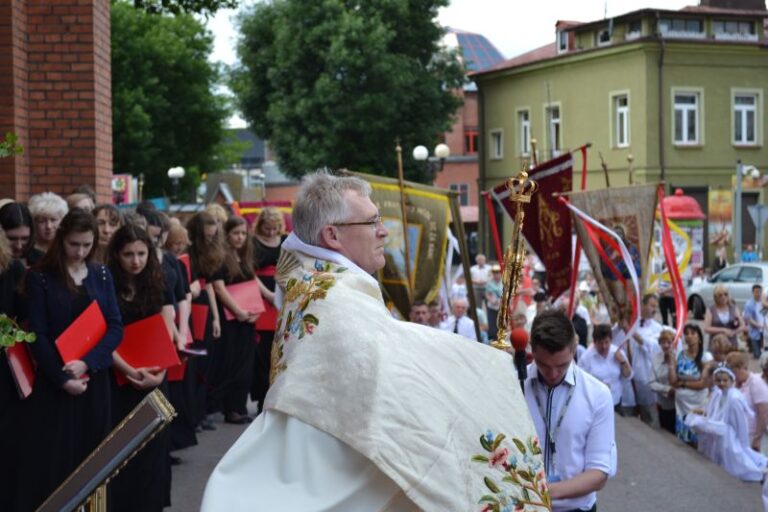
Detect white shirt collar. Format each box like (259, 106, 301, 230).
(528, 360, 577, 388)
(281, 232, 379, 289)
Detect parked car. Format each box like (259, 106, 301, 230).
(687, 262, 768, 319)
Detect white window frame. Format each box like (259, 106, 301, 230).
(557, 31, 568, 53)
(544, 103, 562, 157)
(489, 129, 504, 160)
(626, 20, 642, 40)
(714, 20, 758, 41)
(731, 88, 762, 147)
(596, 28, 611, 47)
(449, 183, 470, 206)
(672, 88, 704, 146)
(610, 91, 630, 148)
(658, 18, 705, 39)
(517, 108, 531, 156)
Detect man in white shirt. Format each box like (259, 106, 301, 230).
(614, 294, 662, 425)
(440, 296, 478, 341)
(469, 253, 492, 308)
(579, 324, 633, 408)
(525, 310, 616, 512)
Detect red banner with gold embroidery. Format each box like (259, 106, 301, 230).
(492, 153, 574, 299)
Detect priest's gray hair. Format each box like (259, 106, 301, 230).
(292, 170, 372, 246)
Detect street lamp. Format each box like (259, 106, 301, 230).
(734, 160, 760, 262)
(167, 166, 185, 203)
(412, 143, 450, 180)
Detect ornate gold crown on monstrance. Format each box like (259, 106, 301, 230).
(490, 166, 538, 350)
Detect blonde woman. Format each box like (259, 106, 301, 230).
(703, 284, 743, 348)
(250, 207, 286, 413)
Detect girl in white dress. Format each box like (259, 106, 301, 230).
(686, 365, 767, 482)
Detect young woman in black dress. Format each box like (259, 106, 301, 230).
(106, 224, 175, 511)
(17, 209, 122, 512)
(210, 216, 258, 424)
(250, 207, 286, 413)
(0, 230, 28, 511)
(186, 212, 224, 429)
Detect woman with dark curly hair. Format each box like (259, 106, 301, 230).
(106, 224, 174, 511)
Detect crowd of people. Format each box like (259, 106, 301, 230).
(0, 188, 284, 511)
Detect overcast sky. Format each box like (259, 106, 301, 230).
(207, 0, 695, 125)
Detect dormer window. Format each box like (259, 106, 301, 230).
(658, 18, 705, 39)
(596, 28, 611, 46)
(627, 20, 642, 40)
(713, 20, 757, 41)
(557, 31, 569, 53)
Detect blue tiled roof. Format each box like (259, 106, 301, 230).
(452, 30, 505, 72)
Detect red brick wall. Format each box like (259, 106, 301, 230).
(0, 0, 112, 202)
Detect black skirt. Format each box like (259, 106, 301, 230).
(11, 369, 111, 512)
(207, 317, 255, 416)
(108, 377, 172, 512)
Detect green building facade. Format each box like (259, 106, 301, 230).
(474, 6, 768, 266)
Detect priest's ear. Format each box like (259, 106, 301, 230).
(318, 224, 344, 252)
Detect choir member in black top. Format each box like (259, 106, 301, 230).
(16, 209, 122, 512)
(250, 207, 286, 413)
(107, 224, 173, 512)
(92, 203, 122, 264)
(0, 202, 35, 267)
(210, 216, 258, 424)
(0, 231, 28, 511)
(187, 212, 224, 428)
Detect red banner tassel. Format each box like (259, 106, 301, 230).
(657, 186, 688, 347)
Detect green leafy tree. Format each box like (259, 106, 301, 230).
(132, 0, 238, 16)
(112, 1, 233, 199)
(232, 0, 465, 183)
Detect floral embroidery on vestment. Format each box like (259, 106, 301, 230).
(471, 430, 551, 511)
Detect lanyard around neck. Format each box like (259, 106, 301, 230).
(532, 371, 576, 474)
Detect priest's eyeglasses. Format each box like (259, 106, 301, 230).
(333, 214, 383, 229)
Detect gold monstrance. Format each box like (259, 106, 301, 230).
(490, 166, 538, 350)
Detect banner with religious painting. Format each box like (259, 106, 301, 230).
(569, 184, 658, 323)
(492, 153, 574, 299)
(239, 201, 294, 232)
(352, 172, 452, 319)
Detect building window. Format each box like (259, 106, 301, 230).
(614, 95, 629, 147)
(518, 110, 530, 156)
(714, 20, 756, 41)
(490, 129, 503, 160)
(733, 93, 758, 145)
(464, 128, 479, 154)
(546, 106, 561, 156)
(596, 28, 611, 46)
(659, 18, 704, 38)
(557, 31, 568, 53)
(673, 92, 700, 145)
(627, 19, 642, 39)
(450, 183, 470, 206)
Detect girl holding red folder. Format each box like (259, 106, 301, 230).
(0, 230, 28, 512)
(107, 224, 174, 512)
(17, 209, 123, 512)
(251, 207, 286, 414)
(210, 216, 259, 424)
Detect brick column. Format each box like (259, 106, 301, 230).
(0, 0, 112, 203)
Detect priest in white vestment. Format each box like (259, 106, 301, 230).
(201, 172, 550, 511)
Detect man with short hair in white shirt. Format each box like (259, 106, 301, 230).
(439, 296, 478, 341)
(579, 324, 633, 408)
(525, 309, 616, 512)
(469, 253, 492, 308)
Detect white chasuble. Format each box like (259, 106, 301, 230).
(203, 241, 549, 512)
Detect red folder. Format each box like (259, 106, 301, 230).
(6, 343, 35, 399)
(114, 315, 180, 386)
(190, 304, 209, 341)
(55, 300, 107, 363)
(167, 358, 187, 382)
(223, 280, 265, 321)
(255, 302, 278, 331)
(178, 254, 192, 283)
